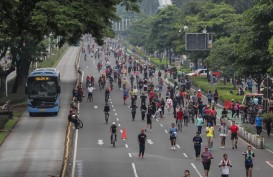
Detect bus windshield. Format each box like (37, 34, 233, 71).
(27, 77, 58, 98)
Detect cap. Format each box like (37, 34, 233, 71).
(112, 122, 116, 125)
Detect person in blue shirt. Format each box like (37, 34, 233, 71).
(255, 114, 263, 135)
(169, 123, 178, 150)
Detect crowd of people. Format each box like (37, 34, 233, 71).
(69, 35, 261, 177)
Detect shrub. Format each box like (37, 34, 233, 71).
(0, 116, 9, 130)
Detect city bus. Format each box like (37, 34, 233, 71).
(25, 68, 61, 116)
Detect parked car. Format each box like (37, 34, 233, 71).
(186, 69, 221, 77)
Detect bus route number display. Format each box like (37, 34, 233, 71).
(35, 76, 51, 81)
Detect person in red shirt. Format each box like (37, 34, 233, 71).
(205, 106, 211, 116)
(176, 107, 184, 131)
(229, 121, 239, 149)
(197, 89, 202, 103)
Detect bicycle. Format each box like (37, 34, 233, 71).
(111, 133, 117, 147)
(105, 112, 109, 124)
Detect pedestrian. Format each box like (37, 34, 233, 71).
(229, 121, 238, 149)
(140, 92, 147, 105)
(196, 114, 203, 134)
(169, 123, 178, 150)
(242, 145, 255, 177)
(219, 122, 228, 149)
(130, 103, 138, 121)
(205, 123, 214, 151)
(264, 117, 272, 137)
(145, 112, 152, 131)
(140, 103, 147, 121)
(138, 128, 147, 158)
(193, 132, 202, 159)
(160, 98, 165, 117)
(255, 114, 263, 136)
(207, 90, 212, 106)
(176, 107, 184, 131)
(201, 145, 213, 177)
(183, 169, 190, 177)
(184, 106, 189, 126)
(213, 90, 218, 105)
(219, 154, 232, 177)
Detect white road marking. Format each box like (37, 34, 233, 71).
(147, 139, 154, 145)
(176, 144, 181, 149)
(120, 129, 123, 133)
(191, 163, 203, 177)
(165, 130, 168, 134)
(128, 153, 132, 158)
(125, 144, 128, 148)
(132, 163, 139, 177)
(97, 140, 104, 146)
(160, 124, 163, 127)
(156, 119, 159, 122)
(183, 153, 188, 158)
(111, 101, 113, 104)
(118, 124, 121, 127)
(94, 105, 98, 109)
(115, 113, 117, 116)
(112, 105, 114, 107)
(266, 161, 273, 168)
(113, 109, 115, 111)
(116, 118, 119, 121)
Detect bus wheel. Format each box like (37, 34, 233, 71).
(54, 112, 58, 116)
(29, 113, 33, 116)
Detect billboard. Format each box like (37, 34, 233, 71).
(185, 33, 211, 50)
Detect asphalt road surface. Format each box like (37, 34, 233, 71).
(72, 40, 273, 177)
(0, 46, 79, 177)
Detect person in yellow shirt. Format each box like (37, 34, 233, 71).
(206, 123, 214, 151)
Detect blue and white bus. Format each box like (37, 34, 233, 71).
(25, 68, 61, 116)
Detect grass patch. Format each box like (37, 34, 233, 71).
(38, 44, 69, 68)
(191, 76, 248, 102)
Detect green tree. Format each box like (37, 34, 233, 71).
(236, 0, 273, 92)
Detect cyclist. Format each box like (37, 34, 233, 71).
(110, 122, 118, 144)
(169, 123, 178, 150)
(68, 112, 79, 129)
(105, 87, 110, 103)
(104, 103, 110, 122)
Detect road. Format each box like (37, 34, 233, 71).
(0, 46, 79, 177)
(71, 39, 273, 177)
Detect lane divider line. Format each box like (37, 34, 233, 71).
(112, 105, 114, 107)
(183, 153, 188, 158)
(120, 129, 123, 133)
(132, 163, 139, 177)
(176, 145, 181, 149)
(164, 130, 168, 134)
(191, 163, 203, 177)
(115, 113, 117, 116)
(118, 124, 121, 127)
(266, 161, 273, 168)
(113, 109, 115, 112)
(128, 153, 132, 158)
(116, 118, 119, 121)
(125, 144, 128, 148)
(160, 124, 163, 127)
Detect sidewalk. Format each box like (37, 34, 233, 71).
(129, 48, 273, 152)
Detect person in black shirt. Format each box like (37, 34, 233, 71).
(138, 129, 147, 158)
(140, 93, 147, 105)
(130, 104, 138, 121)
(193, 132, 203, 159)
(110, 122, 117, 143)
(140, 103, 147, 121)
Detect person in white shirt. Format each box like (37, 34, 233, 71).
(219, 154, 232, 177)
(166, 97, 173, 112)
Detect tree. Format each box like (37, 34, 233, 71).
(236, 0, 273, 92)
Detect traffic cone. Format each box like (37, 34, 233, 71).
(121, 128, 127, 140)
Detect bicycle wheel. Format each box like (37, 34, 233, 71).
(105, 114, 109, 124)
(77, 119, 83, 128)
